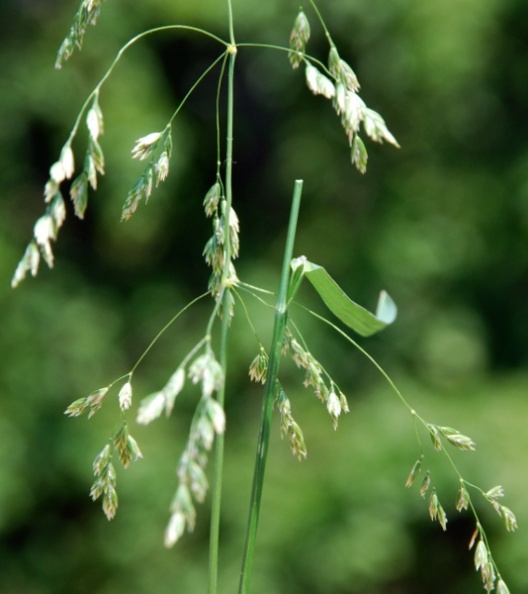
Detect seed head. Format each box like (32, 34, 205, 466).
(132, 132, 162, 160)
(118, 381, 133, 411)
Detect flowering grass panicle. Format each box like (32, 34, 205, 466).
(288, 9, 399, 174)
(56, 0, 106, 68)
(11, 1, 518, 592)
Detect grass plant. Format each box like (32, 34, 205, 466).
(12, 1, 517, 593)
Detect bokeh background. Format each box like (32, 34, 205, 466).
(1, 0, 528, 592)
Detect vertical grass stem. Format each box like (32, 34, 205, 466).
(208, 2, 237, 590)
(238, 180, 304, 594)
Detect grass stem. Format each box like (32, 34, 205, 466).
(208, 4, 237, 589)
(238, 180, 304, 594)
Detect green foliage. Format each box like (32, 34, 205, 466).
(289, 256, 397, 335)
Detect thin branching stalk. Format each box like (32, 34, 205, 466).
(238, 180, 304, 594)
(208, 306, 229, 594)
(209, 3, 238, 591)
(130, 292, 209, 374)
(66, 26, 228, 146)
(305, 305, 512, 582)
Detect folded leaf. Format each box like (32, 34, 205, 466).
(289, 256, 397, 336)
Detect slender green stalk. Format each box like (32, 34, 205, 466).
(307, 0, 331, 40)
(65, 26, 228, 146)
(208, 303, 229, 594)
(130, 292, 209, 374)
(227, 0, 235, 45)
(167, 52, 228, 129)
(208, 3, 237, 591)
(238, 180, 304, 594)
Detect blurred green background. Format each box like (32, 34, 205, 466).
(2, 0, 528, 592)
